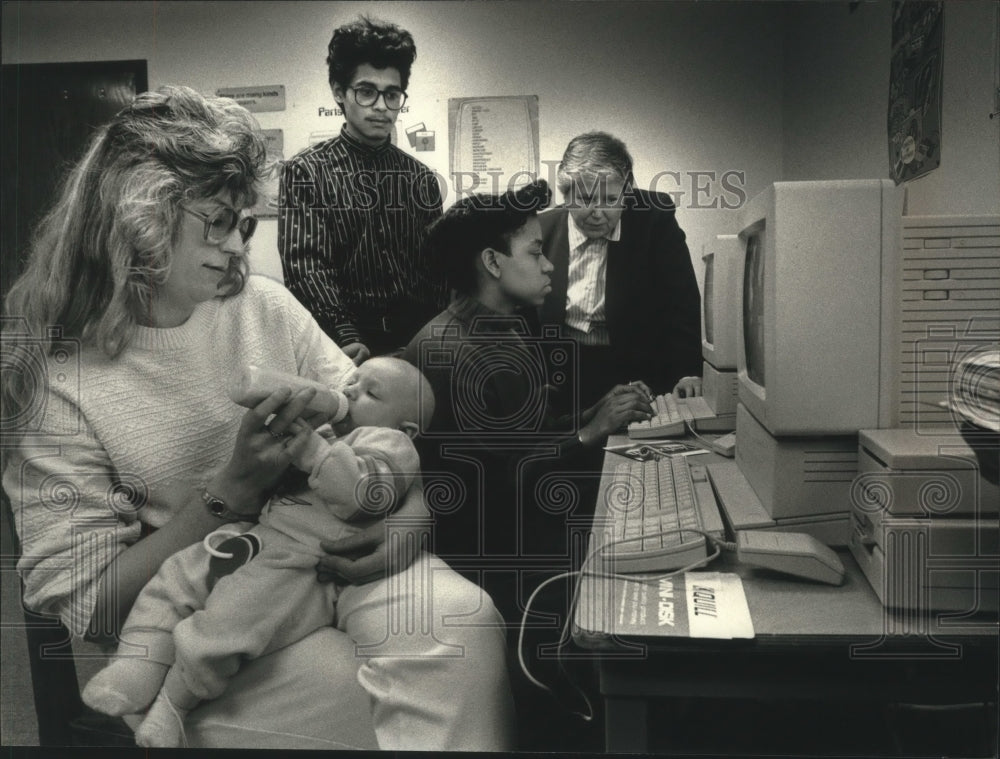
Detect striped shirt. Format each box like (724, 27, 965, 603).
(278, 126, 446, 346)
(564, 215, 621, 345)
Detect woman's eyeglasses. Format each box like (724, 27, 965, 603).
(346, 85, 408, 111)
(181, 205, 257, 245)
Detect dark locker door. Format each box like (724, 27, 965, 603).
(1, 60, 148, 304)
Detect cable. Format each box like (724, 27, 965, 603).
(516, 571, 580, 694)
(516, 526, 739, 716)
(684, 420, 732, 457)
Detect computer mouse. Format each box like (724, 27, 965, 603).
(713, 432, 736, 457)
(735, 530, 845, 585)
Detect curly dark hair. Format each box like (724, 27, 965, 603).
(326, 15, 417, 91)
(427, 179, 552, 295)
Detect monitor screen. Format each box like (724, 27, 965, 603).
(742, 232, 765, 389)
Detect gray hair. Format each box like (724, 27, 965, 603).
(555, 131, 634, 195)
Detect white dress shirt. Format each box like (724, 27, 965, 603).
(564, 215, 621, 345)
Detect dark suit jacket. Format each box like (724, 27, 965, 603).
(538, 189, 703, 395)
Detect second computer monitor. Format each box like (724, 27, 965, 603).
(701, 234, 743, 370)
(736, 179, 905, 436)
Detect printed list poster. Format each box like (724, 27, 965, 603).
(448, 95, 539, 193)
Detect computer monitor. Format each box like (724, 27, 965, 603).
(701, 235, 742, 370)
(736, 180, 905, 436)
(710, 189, 998, 546)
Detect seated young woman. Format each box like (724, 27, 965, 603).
(0, 85, 513, 751)
(402, 179, 654, 616)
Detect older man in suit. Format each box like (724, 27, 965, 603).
(539, 131, 703, 411)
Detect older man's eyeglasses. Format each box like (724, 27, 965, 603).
(346, 85, 408, 111)
(181, 205, 257, 245)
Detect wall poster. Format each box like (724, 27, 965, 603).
(888, 1, 943, 184)
(252, 128, 283, 219)
(216, 84, 286, 113)
(448, 95, 539, 192)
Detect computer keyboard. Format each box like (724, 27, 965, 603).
(628, 393, 718, 438)
(596, 456, 726, 573)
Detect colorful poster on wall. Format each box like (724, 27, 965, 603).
(888, 1, 943, 184)
(448, 95, 539, 193)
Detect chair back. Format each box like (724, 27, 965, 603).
(2, 486, 131, 745)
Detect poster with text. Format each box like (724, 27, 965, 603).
(251, 129, 283, 220)
(888, 0, 943, 184)
(448, 96, 539, 194)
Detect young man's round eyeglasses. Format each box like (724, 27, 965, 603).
(181, 205, 257, 245)
(347, 85, 408, 111)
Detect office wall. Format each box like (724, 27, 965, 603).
(2, 0, 782, 284)
(782, 0, 1000, 215)
(3, 1, 996, 284)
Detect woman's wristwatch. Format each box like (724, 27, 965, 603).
(202, 490, 257, 522)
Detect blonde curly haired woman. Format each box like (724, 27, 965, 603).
(1, 85, 512, 751)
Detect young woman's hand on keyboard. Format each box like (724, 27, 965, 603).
(578, 385, 654, 445)
(588, 381, 653, 413)
(580, 383, 653, 425)
(624, 380, 654, 403)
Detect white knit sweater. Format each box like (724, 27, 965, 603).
(3, 275, 357, 635)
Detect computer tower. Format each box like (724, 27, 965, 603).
(850, 427, 999, 613)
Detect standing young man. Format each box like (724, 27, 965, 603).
(280, 16, 446, 362)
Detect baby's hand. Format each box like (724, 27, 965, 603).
(285, 420, 322, 470)
(314, 423, 337, 440)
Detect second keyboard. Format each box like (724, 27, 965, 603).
(628, 393, 718, 438)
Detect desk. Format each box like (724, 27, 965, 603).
(572, 440, 999, 754)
